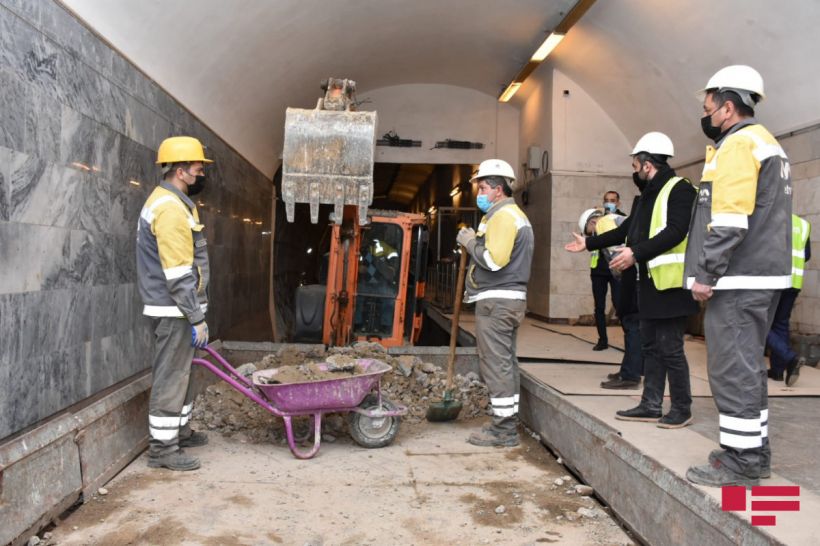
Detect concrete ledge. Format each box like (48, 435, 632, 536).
(0, 373, 152, 546)
(519, 373, 782, 546)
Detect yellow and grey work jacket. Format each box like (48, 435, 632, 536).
(464, 197, 534, 303)
(137, 182, 210, 324)
(684, 120, 792, 290)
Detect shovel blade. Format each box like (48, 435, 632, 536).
(425, 391, 463, 422)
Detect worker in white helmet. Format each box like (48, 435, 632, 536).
(685, 66, 792, 488)
(456, 159, 534, 447)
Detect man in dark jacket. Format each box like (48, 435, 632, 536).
(566, 132, 698, 428)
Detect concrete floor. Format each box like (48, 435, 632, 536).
(49, 421, 633, 546)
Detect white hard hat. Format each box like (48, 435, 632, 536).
(631, 132, 674, 157)
(578, 208, 603, 234)
(698, 65, 766, 106)
(471, 159, 516, 182)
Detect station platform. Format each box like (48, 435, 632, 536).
(456, 316, 820, 545)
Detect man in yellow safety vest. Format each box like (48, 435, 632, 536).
(766, 214, 810, 386)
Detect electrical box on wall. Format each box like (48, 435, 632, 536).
(527, 146, 542, 170)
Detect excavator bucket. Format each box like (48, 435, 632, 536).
(281, 79, 377, 225)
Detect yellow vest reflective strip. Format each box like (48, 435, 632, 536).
(792, 214, 810, 289)
(647, 177, 690, 290)
(590, 250, 599, 268)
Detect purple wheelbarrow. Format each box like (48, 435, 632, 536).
(192, 347, 407, 459)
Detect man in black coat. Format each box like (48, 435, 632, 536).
(566, 132, 698, 428)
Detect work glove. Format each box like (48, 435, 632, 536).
(191, 321, 209, 349)
(456, 227, 476, 249)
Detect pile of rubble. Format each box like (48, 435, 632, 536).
(191, 343, 490, 444)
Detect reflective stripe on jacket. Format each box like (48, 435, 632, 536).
(647, 176, 691, 290)
(792, 214, 811, 289)
(137, 182, 210, 323)
(684, 120, 792, 290)
(464, 198, 534, 303)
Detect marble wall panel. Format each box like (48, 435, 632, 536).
(60, 105, 121, 179)
(0, 146, 9, 220)
(17, 288, 92, 362)
(0, 69, 26, 152)
(0, 0, 273, 439)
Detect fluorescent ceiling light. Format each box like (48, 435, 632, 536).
(530, 33, 565, 62)
(498, 82, 522, 103)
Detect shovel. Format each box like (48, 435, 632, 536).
(426, 246, 468, 422)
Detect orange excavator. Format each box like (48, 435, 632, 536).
(283, 79, 429, 347)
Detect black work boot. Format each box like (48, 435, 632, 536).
(786, 357, 805, 387)
(179, 430, 209, 448)
(600, 377, 641, 390)
(686, 459, 759, 488)
(606, 371, 621, 380)
(657, 410, 693, 429)
(593, 340, 609, 351)
(468, 427, 519, 447)
(709, 449, 770, 479)
(615, 405, 661, 422)
(148, 450, 201, 471)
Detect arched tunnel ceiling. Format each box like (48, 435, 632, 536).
(537, 0, 820, 166)
(61, 0, 576, 177)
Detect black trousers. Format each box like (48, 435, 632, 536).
(638, 316, 692, 414)
(591, 275, 620, 343)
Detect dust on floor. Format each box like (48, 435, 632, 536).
(45, 421, 634, 546)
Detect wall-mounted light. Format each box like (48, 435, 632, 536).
(428, 206, 437, 215)
(449, 186, 461, 198)
(128, 180, 141, 186)
(531, 33, 565, 62)
(306, 247, 313, 255)
(243, 218, 251, 223)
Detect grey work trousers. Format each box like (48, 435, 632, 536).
(475, 298, 526, 434)
(705, 289, 780, 476)
(148, 317, 197, 456)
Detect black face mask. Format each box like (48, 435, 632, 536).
(186, 174, 206, 196)
(701, 113, 723, 142)
(632, 171, 647, 192)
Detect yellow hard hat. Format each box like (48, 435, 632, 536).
(156, 136, 213, 165)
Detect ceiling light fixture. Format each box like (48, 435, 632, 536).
(530, 32, 565, 62)
(497, 0, 596, 103)
(498, 82, 522, 103)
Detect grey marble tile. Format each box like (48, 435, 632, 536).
(7, 346, 43, 434)
(0, 70, 26, 153)
(112, 232, 137, 284)
(118, 135, 157, 186)
(60, 105, 121, 179)
(18, 287, 92, 362)
(0, 292, 22, 364)
(124, 94, 171, 150)
(25, 85, 60, 161)
(0, 221, 70, 293)
(0, 146, 9, 220)
(110, 174, 148, 235)
(89, 283, 136, 340)
(36, 1, 114, 80)
(39, 341, 87, 420)
(10, 156, 77, 228)
(76, 174, 111, 232)
(0, 8, 60, 99)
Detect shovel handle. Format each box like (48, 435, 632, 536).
(446, 248, 468, 390)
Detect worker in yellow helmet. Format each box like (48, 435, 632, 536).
(137, 136, 213, 471)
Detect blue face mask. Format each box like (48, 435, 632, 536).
(603, 202, 616, 213)
(476, 194, 492, 213)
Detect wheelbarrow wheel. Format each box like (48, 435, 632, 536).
(348, 394, 400, 449)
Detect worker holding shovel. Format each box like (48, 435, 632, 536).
(456, 159, 534, 447)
